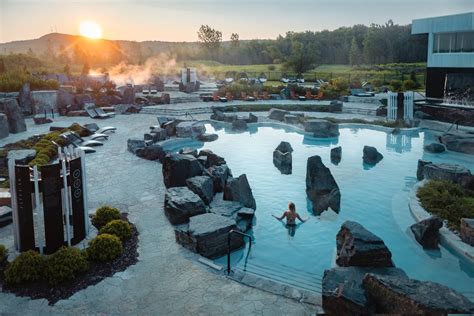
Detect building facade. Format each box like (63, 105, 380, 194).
(412, 12, 474, 99)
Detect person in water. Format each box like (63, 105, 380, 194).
(272, 202, 308, 225)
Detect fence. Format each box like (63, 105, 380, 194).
(8, 146, 88, 254)
(387, 91, 414, 121)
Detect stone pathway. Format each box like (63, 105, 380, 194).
(0, 114, 318, 315)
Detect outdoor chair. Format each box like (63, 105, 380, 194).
(290, 90, 299, 100)
(142, 89, 150, 95)
(305, 90, 314, 100)
(253, 91, 260, 100)
(62, 131, 104, 147)
(95, 107, 115, 117)
(86, 108, 111, 119)
(262, 91, 271, 100)
(96, 126, 117, 134)
(53, 139, 96, 154)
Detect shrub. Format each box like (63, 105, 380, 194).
(69, 123, 92, 137)
(390, 79, 403, 92)
(0, 244, 7, 264)
(267, 65, 276, 71)
(44, 247, 89, 285)
(91, 206, 121, 229)
(100, 220, 132, 242)
(417, 180, 474, 230)
(371, 79, 383, 87)
(87, 234, 123, 261)
(4, 250, 44, 284)
(402, 79, 417, 91)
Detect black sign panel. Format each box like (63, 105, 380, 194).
(69, 157, 86, 244)
(41, 163, 64, 254)
(15, 166, 35, 251)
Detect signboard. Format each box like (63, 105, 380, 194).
(15, 165, 35, 251)
(69, 157, 86, 244)
(41, 164, 64, 254)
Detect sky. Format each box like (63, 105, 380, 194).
(1, 0, 473, 43)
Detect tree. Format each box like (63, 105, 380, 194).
(27, 48, 35, 57)
(63, 64, 71, 76)
(197, 25, 222, 58)
(284, 40, 317, 74)
(349, 37, 362, 66)
(230, 33, 240, 47)
(0, 59, 5, 74)
(81, 61, 90, 76)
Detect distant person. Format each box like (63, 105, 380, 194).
(272, 202, 308, 226)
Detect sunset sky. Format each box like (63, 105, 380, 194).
(1, 0, 473, 43)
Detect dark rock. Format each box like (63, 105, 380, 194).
(284, 114, 299, 124)
(460, 218, 474, 246)
(127, 138, 146, 154)
(232, 119, 247, 131)
(268, 108, 290, 121)
(363, 273, 474, 314)
(440, 134, 474, 155)
(210, 109, 226, 121)
(198, 149, 226, 168)
(4, 99, 26, 133)
(197, 133, 218, 142)
(273, 142, 293, 175)
(414, 111, 432, 120)
(18, 83, 33, 114)
(329, 100, 343, 112)
(275, 141, 293, 154)
(416, 159, 431, 181)
(136, 144, 166, 161)
(0, 114, 9, 139)
(247, 113, 258, 123)
(57, 89, 74, 112)
(0, 206, 13, 228)
(162, 153, 203, 188)
(157, 116, 172, 127)
(164, 187, 207, 225)
(363, 146, 383, 165)
(186, 176, 214, 205)
(33, 117, 53, 125)
(179, 148, 198, 157)
(176, 121, 205, 138)
(322, 266, 407, 315)
(122, 86, 135, 104)
(114, 104, 142, 114)
(304, 119, 339, 138)
(161, 93, 170, 104)
(206, 164, 232, 193)
(197, 156, 207, 167)
(306, 155, 341, 214)
(336, 221, 393, 267)
(410, 216, 443, 249)
(424, 142, 446, 153)
(150, 126, 167, 142)
(417, 160, 472, 186)
(74, 94, 93, 107)
(174, 213, 244, 258)
(223, 174, 256, 209)
(376, 106, 387, 117)
(7, 149, 36, 165)
(163, 119, 183, 137)
(210, 199, 244, 217)
(331, 146, 342, 164)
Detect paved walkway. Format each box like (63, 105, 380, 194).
(0, 114, 318, 315)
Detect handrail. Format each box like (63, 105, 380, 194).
(227, 229, 253, 275)
(185, 111, 195, 120)
(447, 119, 460, 132)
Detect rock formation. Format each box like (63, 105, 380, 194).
(306, 155, 341, 214)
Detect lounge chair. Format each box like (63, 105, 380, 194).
(52, 140, 96, 154)
(61, 131, 104, 147)
(95, 107, 115, 118)
(142, 89, 150, 95)
(96, 126, 117, 134)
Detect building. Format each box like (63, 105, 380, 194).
(412, 12, 474, 99)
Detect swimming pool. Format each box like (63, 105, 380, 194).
(168, 122, 474, 298)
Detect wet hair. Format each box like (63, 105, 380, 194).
(288, 202, 295, 211)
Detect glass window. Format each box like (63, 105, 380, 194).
(434, 31, 474, 53)
(457, 32, 474, 52)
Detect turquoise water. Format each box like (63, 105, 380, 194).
(170, 123, 474, 298)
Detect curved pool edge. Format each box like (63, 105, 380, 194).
(409, 180, 474, 264)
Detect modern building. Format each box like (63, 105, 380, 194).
(412, 12, 474, 99)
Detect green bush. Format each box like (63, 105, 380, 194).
(0, 244, 7, 264)
(44, 247, 89, 285)
(4, 250, 44, 284)
(91, 206, 122, 229)
(87, 234, 123, 261)
(402, 79, 417, 91)
(417, 180, 474, 230)
(99, 220, 132, 242)
(390, 79, 403, 92)
(371, 79, 383, 87)
(267, 65, 276, 71)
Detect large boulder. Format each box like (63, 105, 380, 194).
(410, 216, 443, 249)
(179, 148, 198, 157)
(3, 99, 26, 133)
(306, 155, 341, 214)
(424, 142, 446, 153)
(197, 133, 218, 142)
(149, 126, 167, 142)
(164, 187, 207, 225)
(209, 198, 255, 232)
(176, 121, 205, 138)
(162, 153, 203, 188)
(283, 114, 299, 124)
(268, 108, 290, 121)
(336, 221, 393, 267)
(198, 149, 226, 168)
(122, 86, 135, 104)
(174, 213, 244, 258)
(136, 144, 166, 161)
(322, 267, 407, 315)
(363, 273, 474, 314)
(440, 134, 474, 155)
(232, 119, 247, 131)
(304, 119, 339, 138)
(223, 174, 256, 209)
(163, 119, 183, 137)
(206, 164, 232, 193)
(127, 138, 146, 154)
(417, 160, 472, 186)
(0, 114, 9, 139)
(18, 83, 33, 114)
(7, 149, 36, 165)
(247, 113, 258, 123)
(273, 141, 293, 175)
(275, 141, 293, 154)
(460, 218, 474, 246)
(330, 146, 342, 164)
(362, 146, 383, 165)
(186, 176, 214, 205)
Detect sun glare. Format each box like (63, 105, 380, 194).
(79, 21, 102, 39)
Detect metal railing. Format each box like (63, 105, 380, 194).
(227, 229, 253, 275)
(447, 119, 460, 132)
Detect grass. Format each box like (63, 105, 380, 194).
(417, 180, 474, 231)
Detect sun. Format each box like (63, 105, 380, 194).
(79, 21, 102, 39)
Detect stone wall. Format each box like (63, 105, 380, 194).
(419, 104, 474, 127)
(31, 90, 58, 114)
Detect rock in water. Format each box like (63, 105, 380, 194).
(197, 133, 218, 142)
(363, 274, 474, 314)
(306, 155, 341, 214)
(410, 216, 443, 249)
(362, 146, 383, 165)
(127, 138, 146, 154)
(174, 213, 244, 258)
(268, 108, 290, 121)
(416, 159, 431, 181)
(223, 174, 256, 209)
(440, 134, 474, 155)
(232, 119, 248, 131)
(18, 83, 33, 114)
(304, 119, 339, 138)
(273, 141, 293, 175)
(336, 221, 393, 267)
(136, 145, 166, 161)
(275, 141, 293, 153)
(164, 187, 207, 224)
(162, 153, 203, 188)
(176, 121, 205, 138)
(198, 149, 226, 168)
(179, 148, 198, 157)
(4, 99, 26, 133)
(206, 164, 232, 193)
(460, 218, 474, 246)
(424, 142, 446, 153)
(331, 146, 342, 164)
(186, 176, 214, 205)
(247, 113, 258, 123)
(0, 114, 9, 139)
(322, 266, 407, 315)
(417, 160, 472, 186)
